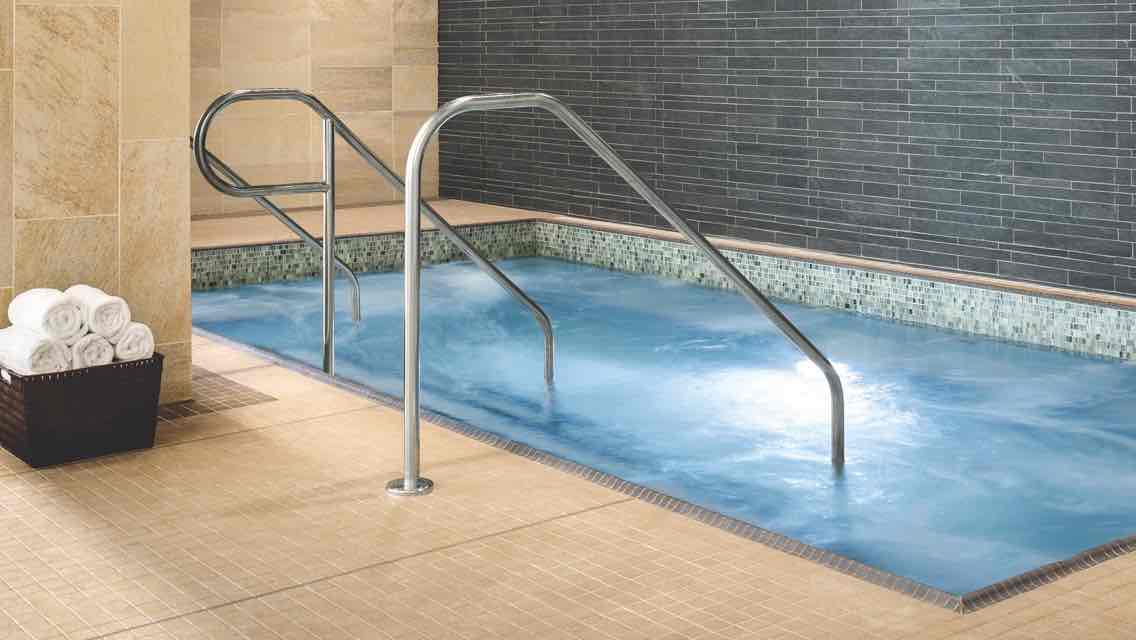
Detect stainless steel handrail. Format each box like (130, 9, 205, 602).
(194, 91, 338, 374)
(192, 89, 556, 388)
(200, 148, 362, 323)
(390, 93, 847, 496)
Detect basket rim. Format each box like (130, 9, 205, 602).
(1, 353, 165, 383)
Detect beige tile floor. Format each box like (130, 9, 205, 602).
(0, 334, 1131, 639)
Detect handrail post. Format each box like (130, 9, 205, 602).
(385, 124, 434, 497)
(321, 117, 337, 376)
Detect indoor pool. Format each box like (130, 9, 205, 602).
(193, 257, 1136, 595)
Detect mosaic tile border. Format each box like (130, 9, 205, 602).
(193, 328, 1136, 615)
(532, 220, 1136, 361)
(193, 218, 1136, 361)
(192, 223, 539, 290)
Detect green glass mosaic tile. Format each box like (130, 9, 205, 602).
(192, 219, 1136, 361)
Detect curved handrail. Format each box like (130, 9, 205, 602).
(200, 148, 362, 323)
(192, 89, 555, 385)
(194, 89, 332, 197)
(391, 93, 846, 496)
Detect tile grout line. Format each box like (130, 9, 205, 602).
(88, 497, 637, 640)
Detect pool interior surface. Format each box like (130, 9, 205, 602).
(192, 257, 1136, 595)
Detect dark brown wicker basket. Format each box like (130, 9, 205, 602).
(0, 353, 164, 468)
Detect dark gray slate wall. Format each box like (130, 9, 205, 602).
(438, 0, 1136, 295)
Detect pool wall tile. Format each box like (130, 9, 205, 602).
(191, 222, 540, 289)
(193, 219, 1136, 361)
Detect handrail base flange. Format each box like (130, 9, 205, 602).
(385, 477, 434, 497)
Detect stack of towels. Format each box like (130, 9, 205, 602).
(0, 285, 155, 375)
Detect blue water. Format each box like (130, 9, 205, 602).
(193, 257, 1136, 594)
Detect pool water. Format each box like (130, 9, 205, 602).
(193, 257, 1136, 594)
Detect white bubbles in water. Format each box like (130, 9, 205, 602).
(431, 265, 513, 304)
(690, 359, 917, 445)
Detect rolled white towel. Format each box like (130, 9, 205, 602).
(0, 326, 72, 375)
(113, 323, 155, 362)
(65, 285, 131, 339)
(71, 333, 114, 368)
(106, 321, 128, 345)
(8, 288, 86, 344)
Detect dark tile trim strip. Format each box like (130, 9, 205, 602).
(958, 534, 1136, 613)
(192, 327, 1136, 614)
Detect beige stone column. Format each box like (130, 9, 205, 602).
(2, 0, 192, 403)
